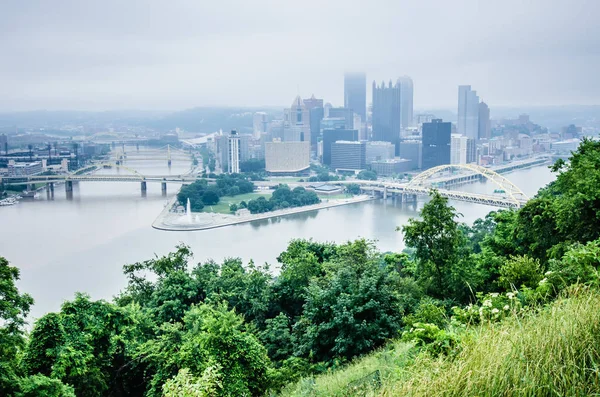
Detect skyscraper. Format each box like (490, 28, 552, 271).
(344, 72, 366, 122)
(457, 85, 480, 140)
(397, 76, 414, 131)
(322, 129, 359, 165)
(422, 119, 451, 170)
(478, 101, 491, 140)
(252, 112, 268, 139)
(283, 96, 311, 144)
(372, 80, 402, 154)
(228, 130, 240, 174)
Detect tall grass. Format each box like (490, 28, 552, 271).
(277, 340, 414, 397)
(381, 286, 600, 396)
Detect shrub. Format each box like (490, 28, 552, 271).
(498, 255, 543, 290)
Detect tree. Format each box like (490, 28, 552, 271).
(17, 375, 75, 397)
(201, 190, 220, 206)
(229, 203, 238, 213)
(345, 183, 361, 195)
(401, 191, 474, 301)
(293, 240, 405, 362)
(357, 170, 377, 181)
(0, 257, 34, 396)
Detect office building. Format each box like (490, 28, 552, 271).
(322, 128, 359, 165)
(268, 119, 284, 141)
(328, 107, 355, 129)
(478, 102, 491, 140)
(265, 140, 310, 174)
(457, 85, 480, 140)
(239, 134, 251, 162)
(366, 141, 395, 163)
(320, 117, 347, 131)
(397, 76, 414, 130)
(7, 161, 43, 177)
(228, 130, 241, 174)
(303, 94, 323, 110)
(451, 134, 468, 164)
(344, 72, 366, 122)
(422, 119, 451, 170)
(283, 96, 311, 143)
(303, 95, 324, 148)
(371, 158, 412, 176)
(552, 139, 580, 154)
(372, 80, 402, 153)
(399, 140, 422, 170)
(467, 138, 477, 163)
(253, 112, 268, 139)
(331, 141, 366, 171)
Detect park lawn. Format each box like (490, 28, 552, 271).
(202, 192, 272, 214)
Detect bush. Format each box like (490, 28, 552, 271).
(401, 322, 459, 357)
(17, 375, 75, 397)
(498, 255, 543, 290)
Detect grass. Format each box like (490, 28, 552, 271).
(277, 286, 600, 397)
(202, 192, 271, 214)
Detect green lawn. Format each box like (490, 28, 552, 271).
(202, 192, 272, 214)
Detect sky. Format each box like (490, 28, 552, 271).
(1, 0, 599, 111)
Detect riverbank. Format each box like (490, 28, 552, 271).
(152, 194, 374, 231)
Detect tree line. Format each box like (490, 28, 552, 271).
(177, 174, 254, 211)
(245, 185, 320, 214)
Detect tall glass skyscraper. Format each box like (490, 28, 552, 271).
(344, 72, 366, 122)
(422, 119, 451, 170)
(457, 85, 480, 140)
(397, 76, 414, 131)
(372, 80, 401, 154)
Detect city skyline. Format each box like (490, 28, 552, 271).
(1, 1, 599, 111)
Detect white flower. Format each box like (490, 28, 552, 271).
(545, 271, 553, 276)
(491, 308, 499, 314)
(506, 292, 515, 299)
(490, 293, 499, 298)
(503, 305, 510, 311)
(539, 278, 548, 285)
(483, 299, 493, 307)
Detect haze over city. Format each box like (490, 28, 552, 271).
(1, 0, 599, 111)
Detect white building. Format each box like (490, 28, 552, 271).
(451, 134, 468, 164)
(283, 96, 311, 143)
(457, 85, 480, 140)
(7, 161, 43, 177)
(228, 130, 241, 174)
(265, 140, 310, 174)
(552, 139, 580, 154)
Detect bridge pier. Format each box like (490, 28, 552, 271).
(161, 182, 167, 196)
(167, 159, 172, 167)
(65, 180, 73, 192)
(27, 183, 35, 192)
(141, 181, 147, 196)
(383, 186, 388, 200)
(46, 182, 54, 199)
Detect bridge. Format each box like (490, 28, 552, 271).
(1, 163, 530, 208)
(110, 145, 193, 166)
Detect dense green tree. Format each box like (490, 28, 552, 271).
(0, 257, 34, 396)
(201, 190, 220, 206)
(240, 159, 265, 173)
(16, 375, 75, 397)
(246, 185, 320, 214)
(345, 183, 361, 195)
(357, 170, 377, 180)
(294, 240, 405, 362)
(402, 191, 476, 301)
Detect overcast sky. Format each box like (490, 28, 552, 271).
(1, 0, 599, 111)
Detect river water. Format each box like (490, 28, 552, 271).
(0, 148, 556, 321)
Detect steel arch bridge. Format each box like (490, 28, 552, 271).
(407, 164, 529, 206)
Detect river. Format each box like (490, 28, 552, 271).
(0, 148, 557, 321)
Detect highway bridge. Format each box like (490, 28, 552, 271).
(1, 163, 530, 208)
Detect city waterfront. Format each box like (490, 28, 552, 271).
(0, 154, 556, 321)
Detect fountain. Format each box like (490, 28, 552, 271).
(186, 198, 193, 224)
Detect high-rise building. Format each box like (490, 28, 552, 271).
(467, 138, 477, 163)
(252, 112, 268, 139)
(422, 119, 451, 170)
(320, 117, 347, 132)
(265, 140, 310, 174)
(451, 134, 468, 164)
(328, 107, 355, 129)
(331, 141, 366, 171)
(303, 95, 324, 149)
(372, 80, 401, 154)
(303, 94, 323, 110)
(0, 134, 7, 154)
(478, 102, 491, 140)
(344, 72, 366, 122)
(457, 85, 480, 140)
(228, 130, 241, 174)
(322, 129, 359, 165)
(397, 76, 414, 131)
(283, 96, 311, 143)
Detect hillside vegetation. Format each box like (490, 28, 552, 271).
(0, 139, 599, 396)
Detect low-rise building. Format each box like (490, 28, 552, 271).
(552, 139, 580, 154)
(366, 141, 395, 163)
(370, 158, 412, 176)
(265, 140, 310, 175)
(7, 161, 43, 177)
(331, 141, 366, 171)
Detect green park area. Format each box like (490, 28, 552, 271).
(201, 192, 271, 214)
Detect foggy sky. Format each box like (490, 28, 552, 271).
(1, 0, 599, 111)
